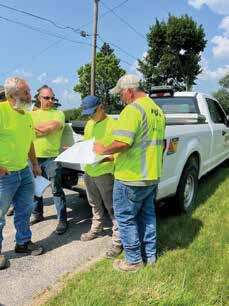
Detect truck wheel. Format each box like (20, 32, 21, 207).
(175, 157, 199, 212)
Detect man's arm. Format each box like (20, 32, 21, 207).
(35, 120, 63, 136)
(94, 140, 129, 155)
(28, 143, 42, 176)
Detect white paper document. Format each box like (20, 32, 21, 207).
(55, 139, 107, 165)
(34, 176, 51, 197)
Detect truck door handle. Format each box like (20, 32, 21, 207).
(222, 131, 226, 136)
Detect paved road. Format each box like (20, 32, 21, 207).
(0, 189, 112, 306)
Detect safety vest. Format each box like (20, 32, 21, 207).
(113, 96, 165, 182)
(84, 116, 115, 177)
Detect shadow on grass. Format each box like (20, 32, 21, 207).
(157, 164, 228, 255)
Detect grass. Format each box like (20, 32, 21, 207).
(46, 165, 229, 306)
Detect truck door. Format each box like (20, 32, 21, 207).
(206, 98, 229, 165)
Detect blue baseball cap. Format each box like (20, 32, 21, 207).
(81, 95, 101, 115)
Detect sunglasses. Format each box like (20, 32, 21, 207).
(40, 96, 56, 101)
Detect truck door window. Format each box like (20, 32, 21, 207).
(206, 98, 225, 124)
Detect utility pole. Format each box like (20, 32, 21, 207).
(90, 0, 99, 95)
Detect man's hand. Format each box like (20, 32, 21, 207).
(93, 142, 106, 155)
(98, 156, 114, 163)
(32, 163, 42, 177)
(62, 145, 69, 151)
(0, 166, 9, 176)
(35, 128, 48, 137)
(94, 140, 129, 155)
(35, 121, 62, 136)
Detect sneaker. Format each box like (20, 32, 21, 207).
(80, 230, 102, 241)
(55, 220, 68, 235)
(113, 259, 143, 272)
(6, 207, 14, 216)
(15, 241, 44, 256)
(30, 214, 44, 225)
(106, 245, 123, 259)
(0, 254, 9, 270)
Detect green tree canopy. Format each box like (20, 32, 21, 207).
(138, 14, 207, 91)
(74, 43, 126, 114)
(213, 74, 229, 114)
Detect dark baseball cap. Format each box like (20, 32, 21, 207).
(81, 95, 101, 115)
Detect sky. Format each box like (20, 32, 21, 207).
(0, 0, 228, 109)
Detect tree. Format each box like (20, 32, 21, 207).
(138, 15, 207, 91)
(74, 43, 126, 114)
(64, 107, 84, 122)
(213, 74, 229, 114)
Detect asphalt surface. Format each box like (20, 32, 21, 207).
(0, 189, 113, 306)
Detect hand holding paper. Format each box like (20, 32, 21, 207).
(55, 139, 108, 165)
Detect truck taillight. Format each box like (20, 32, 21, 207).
(167, 138, 179, 155)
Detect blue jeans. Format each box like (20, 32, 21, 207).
(0, 166, 34, 249)
(113, 180, 157, 264)
(33, 158, 67, 221)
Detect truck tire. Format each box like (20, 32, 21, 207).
(175, 157, 199, 212)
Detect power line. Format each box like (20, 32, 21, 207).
(98, 35, 137, 61)
(0, 1, 129, 36)
(0, 16, 92, 47)
(100, 0, 145, 40)
(72, 0, 130, 30)
(100, 0, 129, 18)
(0, 3, 84, 34)
(0, 15, 132, 71)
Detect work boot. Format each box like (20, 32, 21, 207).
(113, 259, 143, 272)
(0, 254, 9, 270)
(80, 229, 103, 241)
(30, 214, 44, 225)
(7, 207, 14, 216)
(105, 245, 123, 259)
(144, 256, 157, 266)
(15, 241, 44, 256)
(55, 220, 68, 235)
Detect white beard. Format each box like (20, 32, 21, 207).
(13, 99, 32, 112)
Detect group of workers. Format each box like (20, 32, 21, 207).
(0, 74, 165, 272)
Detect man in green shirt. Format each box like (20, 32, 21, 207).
(0, 77, 44, 270)
(30, 85, 67, 235)
(80, 96, 122, 258)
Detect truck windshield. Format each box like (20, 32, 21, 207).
(153, 97, 197, 114)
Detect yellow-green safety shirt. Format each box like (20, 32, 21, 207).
(113, 96, 165, 184)
(0, 101, 35, 171)
(31, 109, 65, 158)
(84, 116, 115, 177)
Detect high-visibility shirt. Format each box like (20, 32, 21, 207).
(31, 109, 65, 158)
(0, 101, 35, 171)
(84, 116, 115, 177)
(113, 96, 165, 183)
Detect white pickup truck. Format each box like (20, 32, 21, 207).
(60, 88, 229, 211)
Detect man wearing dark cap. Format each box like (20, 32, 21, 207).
(80, 95, 122, 258)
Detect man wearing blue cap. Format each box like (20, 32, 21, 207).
(80, 95, 122, 258)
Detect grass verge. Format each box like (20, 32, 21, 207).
(46, 165, 229, 306)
